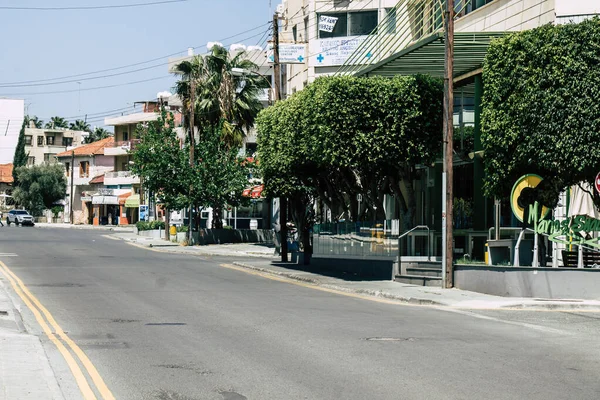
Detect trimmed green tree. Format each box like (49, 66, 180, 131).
(481, 18, 600, 206)
(12, 164, 67, 216)
(12, 119, 29, 185)
(45, 116, 69, 129)
(130, 109, 190, 240)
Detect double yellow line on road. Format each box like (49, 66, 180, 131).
(0, 260, 115, 400)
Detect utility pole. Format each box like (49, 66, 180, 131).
(442, 0, 455, 288)
(273, 11, 288, 262)
(69, 151, 75, 224)
(188, 77, 196, 244)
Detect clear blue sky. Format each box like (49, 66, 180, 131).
(0, 0, 273, 130)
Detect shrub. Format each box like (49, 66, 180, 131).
(136, 220, 165, 231)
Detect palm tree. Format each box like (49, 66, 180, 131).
(84, 127, 112, 143)
(69, 119, 91, 132)
(173, 44, 264, 148)
(45, 116, 69, 129)
(24, 115, 43, 129)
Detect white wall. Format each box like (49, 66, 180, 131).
(455, 0, 555, 33)
(0, 99, 24, 164)
(555, 0, 600, 17)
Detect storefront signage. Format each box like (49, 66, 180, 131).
(267, 43, 307, 64)
(528, 202, 600, 246)
(318, 16, 338, 32)
(309, 36, 369, 67)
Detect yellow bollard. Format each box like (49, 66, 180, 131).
(170, 225, 177, 236)
(484, 243, 489, 265)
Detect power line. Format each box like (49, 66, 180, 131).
(0, 1, 188, 11)
(0, 76, 171, 97)
(0, 21, 272, 86)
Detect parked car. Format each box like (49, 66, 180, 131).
(6, 209, 35, 226)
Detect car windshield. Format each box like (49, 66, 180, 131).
(15, 211, 29, 215)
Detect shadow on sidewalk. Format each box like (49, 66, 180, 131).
(269, 262, 388, 282)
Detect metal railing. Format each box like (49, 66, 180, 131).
(398, 225, 431, 261)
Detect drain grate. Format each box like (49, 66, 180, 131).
(364, 337, 416, 342)
(0, 310, 8, 316)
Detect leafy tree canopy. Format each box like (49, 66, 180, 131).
(130, 109, 190, 212)
(69, 119, 91, 132)
(12, 164, 67, 216)
(45, 116, 69, 129)
(12, 119, 29, 184)
(85, 127, 112, 144)
(257, 74, 442, 226)
(481, 18, 600, 206)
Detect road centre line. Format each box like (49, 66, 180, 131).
(0, 260, 115, 400)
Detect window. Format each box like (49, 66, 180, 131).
(304, 17, 309, 41)
(65, 162, 70, 177)
(348, 10, 378, 36)
(121, 162, 129, 172)
(292, 25, 298, 42)
(37, 136, 44, 146)
(44, 153, 53, 163)
(27, 156, 35, 165)
(79, 161, 89, 178)
(318, 10, 378, 39)
(385, 8, 397, 34)
(25, 135, 32, 146)
(122, 127, 129, 142)
(318, 13, 347, 39)
(63, 137, 73, 147)
(47, 136, 55, 145)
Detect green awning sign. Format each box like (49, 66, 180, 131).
(125, 194, 140, 208)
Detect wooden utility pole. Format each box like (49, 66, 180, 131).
(442, 0, 455, 288)
(273, 11, 288, 262)
(69, 151, 75, 224)
(188, 77, 196, 244)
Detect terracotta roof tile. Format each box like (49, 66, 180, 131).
(56, 137, 114, 158)
(89, 174, 106, 184)
(0, 164, 13, 184)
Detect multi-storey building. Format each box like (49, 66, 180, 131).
(0, 99, 24, 164)
(24, 126, 85, 165)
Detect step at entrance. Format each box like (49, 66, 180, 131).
(395, 261, 442, 287)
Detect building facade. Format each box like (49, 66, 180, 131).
(0, 99, 24, 164)
(24, 126, 85, 166)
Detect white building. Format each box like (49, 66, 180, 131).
(0, 99, 24, 164)
(23, 127, 86, 166)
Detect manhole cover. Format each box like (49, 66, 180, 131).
(364, 337, 416, 342)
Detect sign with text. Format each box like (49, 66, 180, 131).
(309, 36, 369, 67)
(595, 172, 600, 194)
(318, 15, 338, 32)
(267, 43, 307, 64)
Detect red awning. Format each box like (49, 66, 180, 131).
(250, 185, 264, 199)
(89, 174, 105, 184)
(242, 187, 252, 197)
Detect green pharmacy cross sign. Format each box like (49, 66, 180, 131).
(528, 202, 600, 247)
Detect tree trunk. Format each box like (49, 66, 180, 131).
(212, 205, 224, 229)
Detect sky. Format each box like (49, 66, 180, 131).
(0, 0, 274, 130)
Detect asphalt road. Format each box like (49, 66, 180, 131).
(1, 227, 600, 400)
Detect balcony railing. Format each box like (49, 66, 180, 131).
(105, 171, 133, 179)
(112, 139, 141, 149)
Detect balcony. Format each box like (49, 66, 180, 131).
(104, 170, 140, 186)
(104, 140, 141, 156)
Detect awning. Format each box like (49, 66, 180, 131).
(357, 32, 507, 80)
(250, 185, 264, 199)
(92, 195, 119, 205)
(118, 192, 132, 205)
(125, 194, 140, 208)
(89, 174, 105, 184)
(242, 188, 252, 197)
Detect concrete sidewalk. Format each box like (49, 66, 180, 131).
(107, 232, 600, 311)
(35, 222, 133, 232)
(0, 280, 65, 400)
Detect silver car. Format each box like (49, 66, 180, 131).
(7, 210, 35, 226)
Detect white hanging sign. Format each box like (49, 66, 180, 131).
(319, 15, 338, 32)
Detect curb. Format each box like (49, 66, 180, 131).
(232, 261, 443, 305)
(231, 262, 600, 311)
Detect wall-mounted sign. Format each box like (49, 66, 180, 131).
(267, 43, 307, 64)
(595, 172, 600, 195)
(309, 36, 369, 67)
(529, 201, 600, 246)
(319, 15, 338, 32)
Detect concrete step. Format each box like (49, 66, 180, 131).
(395, 274, 442, 287)
(403, 262, 442, 270)
(406, 267, 442, 277)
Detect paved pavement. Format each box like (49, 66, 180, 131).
(110, 231, 600, 311)
(2, 228, 600, 399)
(0, 280, 64, 400)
